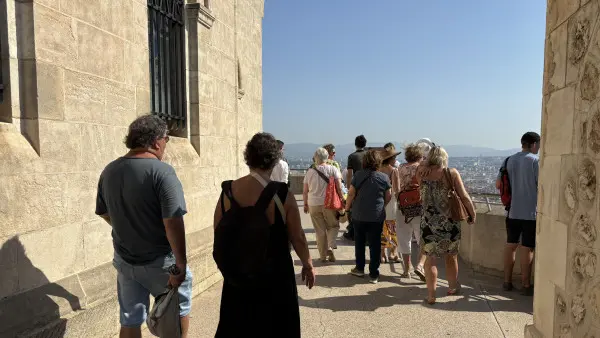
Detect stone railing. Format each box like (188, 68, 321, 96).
(290, 172, 529, 280)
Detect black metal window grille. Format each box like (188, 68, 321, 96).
(147, 0, 186, 130)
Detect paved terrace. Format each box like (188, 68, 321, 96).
(146, 199, 533, 338)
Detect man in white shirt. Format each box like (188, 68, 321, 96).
(270, 140, 289, 184)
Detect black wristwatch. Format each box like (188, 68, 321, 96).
(168, 264, 182, 275)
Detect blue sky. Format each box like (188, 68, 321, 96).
(262, 0, 546, 150)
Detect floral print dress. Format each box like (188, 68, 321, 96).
(420, 179, 461, 256)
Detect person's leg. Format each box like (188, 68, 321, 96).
(412, 217, 426, 280)
(112, 256, 149, 338)
(504, 218, 522, 290)
(323, 208, 340, 261)
(368, 221, 384, 280)
(353, 221, 366, 273)
(309, 206, 329, 260)
(176, 268, 194, 337)
(396, 216, 413, 275)
(344, 211, 355, 239)
(380, 221, 389, 263)
(141, 253, 194, 338)
(424, 255, 437, 303)
(445, 254, 460, 292)
(520, 220, 536, 294)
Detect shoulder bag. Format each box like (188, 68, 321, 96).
(443, 168, 469, 222)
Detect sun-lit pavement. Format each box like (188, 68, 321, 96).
(147, 199, 533, 338)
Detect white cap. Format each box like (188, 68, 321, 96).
(416, 138, 434, 156)
(416, 138, 434, 147)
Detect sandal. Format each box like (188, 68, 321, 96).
(381, 255, 388, 263)
(447, 282, 462, 296)
(425, 296, 436, 305)
(400, 271, 411, 278)
(389, 255, 401, 263)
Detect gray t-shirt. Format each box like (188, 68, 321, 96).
(351, 170, 391, 223)
(347, 149, 366, 173)
(497, 152, 539, 221)
(95, 157, 187, 265)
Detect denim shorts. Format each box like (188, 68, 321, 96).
(112, 252, 193, 327)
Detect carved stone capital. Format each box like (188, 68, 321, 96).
(186, 3, 215, 29)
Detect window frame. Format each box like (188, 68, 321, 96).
(147, 0, 187, 132)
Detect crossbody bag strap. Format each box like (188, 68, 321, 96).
(355, 171, 372, 194)
(312, 167, 330, 183)
(444, 168, 457, 193)
(250, 171, 286, 221)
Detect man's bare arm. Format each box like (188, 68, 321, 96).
(346, 169, 354, 188)
(164, 217, 187, 269)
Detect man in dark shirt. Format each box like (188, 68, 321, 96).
(343, 135, 367, 240)
(95, 115, 193, 338)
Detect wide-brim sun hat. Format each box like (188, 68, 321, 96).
(380, 149, 401, 162)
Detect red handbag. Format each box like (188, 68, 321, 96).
(313, 168, 343, 210)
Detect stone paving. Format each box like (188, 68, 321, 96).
(146, 203, 533, 338)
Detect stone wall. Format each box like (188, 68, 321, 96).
(525, 0, 600, 337)
(0, 0, 264, 336)
(460, 208, 533, 280)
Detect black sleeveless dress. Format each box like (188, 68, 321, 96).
(215, 182, 300, 338)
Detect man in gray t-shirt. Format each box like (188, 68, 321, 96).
(344, 135, 367, 240)
(95, 115, 193, 337)
(495, 131, 540, 296)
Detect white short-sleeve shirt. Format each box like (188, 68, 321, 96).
(303, 164, 341, 206)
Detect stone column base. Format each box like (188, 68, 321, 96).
(524, 324, 544, 338)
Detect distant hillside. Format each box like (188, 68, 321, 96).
(284, 142, 520, 161)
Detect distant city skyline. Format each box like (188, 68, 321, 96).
(262, 0, 545, 149)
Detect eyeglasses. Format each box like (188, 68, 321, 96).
(163, 135, 170, 143)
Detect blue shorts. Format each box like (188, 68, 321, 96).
(112, 252, 193, 327)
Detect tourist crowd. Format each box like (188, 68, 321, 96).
(95, 115, 539, 337)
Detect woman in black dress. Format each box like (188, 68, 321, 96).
(212, 133, 315, 337)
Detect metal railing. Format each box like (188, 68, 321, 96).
(469, 193, 503, 212)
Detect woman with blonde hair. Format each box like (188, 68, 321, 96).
(417, 146, 476, 305)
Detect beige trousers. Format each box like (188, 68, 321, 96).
(309, 205, 340, 259)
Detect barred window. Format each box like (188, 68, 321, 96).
(147, 0, 187, 131)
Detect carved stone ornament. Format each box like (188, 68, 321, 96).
(575, 213, 597, 244)
(566, 180, 578, 212)
(573, 250, 597, 282)
(578, 159, 597, 202)
(558, 294, 568, 314)
(572, 294, 586, 324)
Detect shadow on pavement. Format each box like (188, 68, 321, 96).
(299, 284, 532, 314)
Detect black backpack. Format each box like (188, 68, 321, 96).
(213, 180, 287, 288)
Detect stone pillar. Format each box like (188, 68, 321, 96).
(526, 0, 600, 336)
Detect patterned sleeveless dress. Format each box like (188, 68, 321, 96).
(420, 179, 461, 256)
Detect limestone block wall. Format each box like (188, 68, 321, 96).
(526, 0, 600, 337)
(0, 0, 264, 336)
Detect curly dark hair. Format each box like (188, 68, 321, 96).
(244, 132, 281, 170)
(404, 143, 425, 163)
(124, 115, 168, 149)
(362, 149, 382, 171)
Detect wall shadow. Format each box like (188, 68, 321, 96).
(0, 236, 81, 337)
